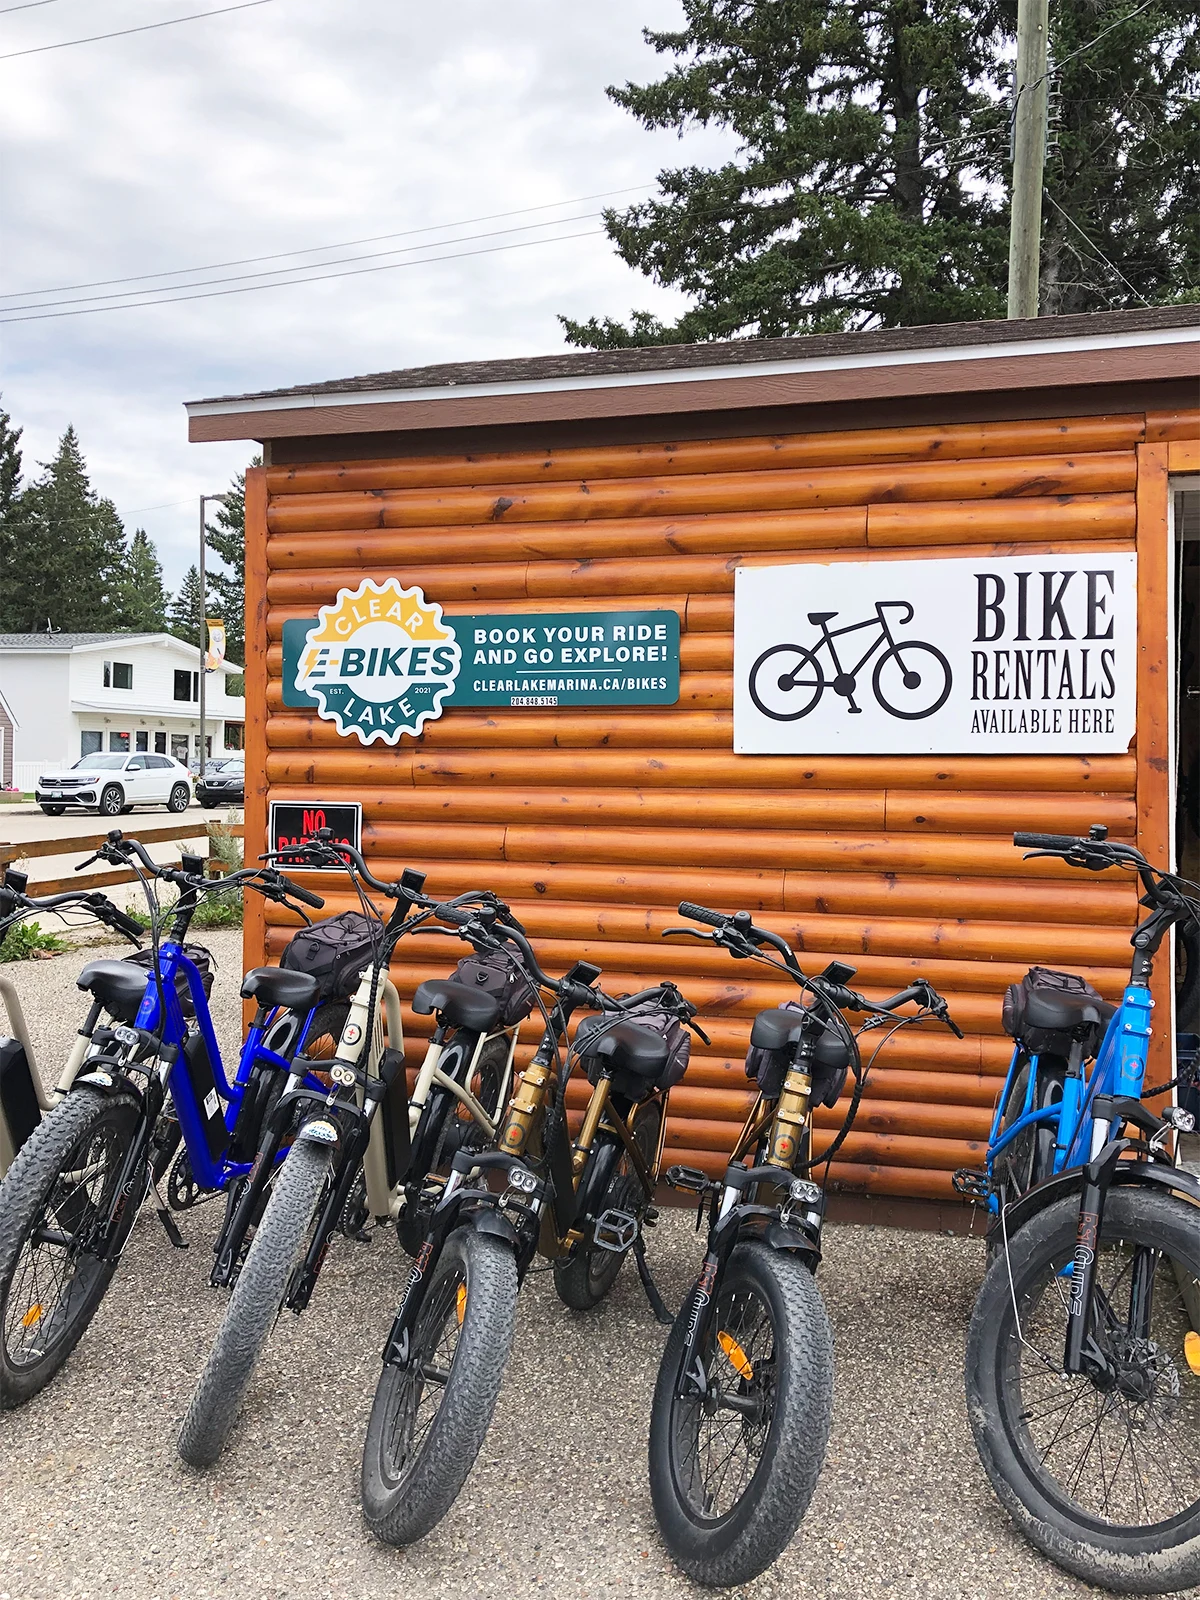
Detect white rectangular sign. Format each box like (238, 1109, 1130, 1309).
(734, 552, 1137, 755)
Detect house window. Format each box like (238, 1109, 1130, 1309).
(173, 669, 198, 702)
(109, 731, 130, 752)
(80, 730, 103, 757)
(135, 730, 148, 751)
(154, 731, 166, 754)
(104, 661, 133, 690)
(224, 724, 244, 751)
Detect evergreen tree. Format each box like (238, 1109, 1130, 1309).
(168, 565, 204, 648)
(6, 426, 130, 631)
(119, 528, 169, 633)
(0, 399, 27, 629)
(561, 0, 1199, 344)
(203, 454, 258, 667)
(0, 397, 21, 524)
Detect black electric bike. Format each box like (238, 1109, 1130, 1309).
(359, 899, 704, 1547)
(177, 837, 541, 1469)
(649, 902, 961, 1586)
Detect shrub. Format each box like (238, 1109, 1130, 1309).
(0, 920, 67, 961)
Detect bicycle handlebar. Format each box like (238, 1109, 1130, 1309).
(1013, 832, 1085, 852)
(677, 901, 726, 928)
(273, 873, 324, 910)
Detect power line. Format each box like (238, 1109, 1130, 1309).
(0, 227, 602, 322)
(1043, 192, 1149, 306)
(0, 212, 602, 313)
(0, 0, 68, 13)
(0, 185, 653, 299)
(0, 0, 277, 61)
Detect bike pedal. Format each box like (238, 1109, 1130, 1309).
(664, 1165, 712, 1195)
(592, 1208, 638, 1253)
(952, 1167, 991, 1203)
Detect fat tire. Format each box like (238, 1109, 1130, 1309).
(177, 1137, 330, 1468)
(553, 1100, 660, 1311)
(649, 1242, 834, 1587)
(966, 1187, 1200, 1594)
(362, 1226, 518, 1546)
(0, 1089, 140, 1409)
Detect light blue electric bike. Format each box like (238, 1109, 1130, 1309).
(960, 826, 1200, 1596)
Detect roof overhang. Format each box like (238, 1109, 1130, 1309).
(186, 315, 1200, 444)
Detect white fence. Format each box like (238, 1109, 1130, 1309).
(12, 762, 42, 795)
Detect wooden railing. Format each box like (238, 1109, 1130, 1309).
(0, 821, 245, 897)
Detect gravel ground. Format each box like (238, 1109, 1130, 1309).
(0, 932, 1195, 1600)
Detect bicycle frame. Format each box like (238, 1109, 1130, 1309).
(985, 982, 1154, 1210)
(811, 601, 913, 683)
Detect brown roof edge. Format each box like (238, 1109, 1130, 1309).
(188, 336, 1200, 445)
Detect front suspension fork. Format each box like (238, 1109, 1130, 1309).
(1063, 1127, 1127, 1376)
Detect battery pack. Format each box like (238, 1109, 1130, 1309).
(0, 1036, 41, 1158)
(183, 1031, 230, 1164)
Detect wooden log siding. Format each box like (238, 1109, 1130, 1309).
(248, 406, 1192, 1204)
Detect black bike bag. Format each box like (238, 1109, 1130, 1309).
(125, 943, 214, 1019)
(1001, 966, 1114, 1058)
(744, 1000, 850, 1108)
(449, 949, 537, 1029)
(576, 1009, 691, 1103)
(281, 912, 378, 1000)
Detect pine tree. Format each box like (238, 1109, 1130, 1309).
(203, 454, 258, 667)
(561, 0, 1200, 344)
(119, 529, 169, 633)
(0, 399, 27, 630)
(7, 426, 130, 632)
(168, 565, 204, 649)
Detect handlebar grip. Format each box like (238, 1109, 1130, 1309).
(434, 904, 474, 927)
(107, 905, 146, 940)
(278, 875, 325, 909)
(1013, 832, 1082, 851)
(677, 901, 726, 928)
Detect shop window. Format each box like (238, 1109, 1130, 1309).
(135, 730, 148, 751)
(104, 661, 133, 690)
(170, 734, 189, 761)
(109, 731, 130, 753)
(80, 730, 103, 757)
(224, 724, 244, 751)
(174, 670, 198, 702)
(154, 731, 166, 754)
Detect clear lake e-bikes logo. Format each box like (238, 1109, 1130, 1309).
(296, 579, 462, 745)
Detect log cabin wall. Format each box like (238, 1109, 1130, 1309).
(246, 400, 1199, 1208)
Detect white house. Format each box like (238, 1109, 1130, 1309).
(0, 632, 245, 791)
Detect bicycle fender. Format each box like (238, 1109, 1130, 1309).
(737, 1210, 822, 1264)
(466, 1206, 520, 1249)
(72, 1066, 145, 1107)
(989, 1159, 1200, 1245)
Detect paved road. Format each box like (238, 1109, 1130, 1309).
(0, 933, 1193, 1600)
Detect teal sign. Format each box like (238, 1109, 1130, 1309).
(282, 608, 679, 713)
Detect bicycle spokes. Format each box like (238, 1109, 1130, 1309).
(1013, 1240, 1200, 1527)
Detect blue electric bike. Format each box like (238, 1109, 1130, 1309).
(962, 827, 1200, 1594)
(0, 831, 340, 1409)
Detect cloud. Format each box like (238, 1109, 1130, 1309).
(0, 0, 735, 586)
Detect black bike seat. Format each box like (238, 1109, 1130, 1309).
(1022, 991, 1116, 1036)
(77, 960, 149, 1023)
(575, 1015, 670, 1081)
(412, 978, 503, 1032)
(240, 966, 321, 1012)
(750, 1008, 807, 1052)
(806, 611, 837, 626)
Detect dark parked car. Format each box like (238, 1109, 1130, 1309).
(196, 757, 245, 808)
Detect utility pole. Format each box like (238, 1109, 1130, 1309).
(197, 493, 226, 782)
(1007, 0, 1050, 319)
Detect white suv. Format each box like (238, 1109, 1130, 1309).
(37, 753, 194, 817)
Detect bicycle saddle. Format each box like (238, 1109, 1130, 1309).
(77, 960, 149, 1023)
(807, 611, 837, 626)
(1022, 990, 1116, 1037)
(240, 966, 321, 1012)
(575, 1015, 670, 1080)
(412, 978, 503, 1032)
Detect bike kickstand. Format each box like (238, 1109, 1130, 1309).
(632, 1233, 674, 1327)
(155, 1205, 187, 1249)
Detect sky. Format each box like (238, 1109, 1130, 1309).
(0, 0, 736, 591)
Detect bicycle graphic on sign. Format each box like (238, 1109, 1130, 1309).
(748, 600, 952, 722)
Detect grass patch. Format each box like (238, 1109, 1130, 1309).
(0, 920, 67, 961)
